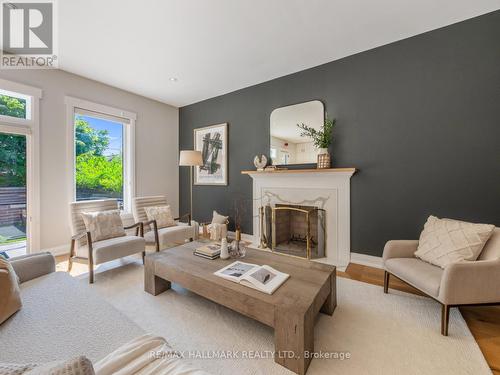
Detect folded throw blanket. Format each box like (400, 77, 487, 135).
(94, 335, 209, 375)
(207, 223, 227, 241)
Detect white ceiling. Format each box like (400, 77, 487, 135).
(58, 0, 500, 107)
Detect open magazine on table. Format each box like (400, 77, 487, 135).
(214, 261, 289, 295)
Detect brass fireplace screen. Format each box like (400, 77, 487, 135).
(259, 204, 325, 260)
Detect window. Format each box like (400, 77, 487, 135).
(0, 78, 42, 255)
(0, 89, 32, 121)
(66, 97, 136, 214)
(74, 113, 125, 209)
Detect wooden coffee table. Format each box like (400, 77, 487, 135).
(144, 241, 336, 375)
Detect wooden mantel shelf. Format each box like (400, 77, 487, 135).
(241, 167, 356, 175)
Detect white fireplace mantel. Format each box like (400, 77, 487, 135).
(242, 168, 356, 267)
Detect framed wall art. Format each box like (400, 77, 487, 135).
(194, 123, 228, 185)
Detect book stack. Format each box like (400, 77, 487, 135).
(194, 244, 221, 260)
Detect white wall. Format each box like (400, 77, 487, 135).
(0, 70, 179, 253)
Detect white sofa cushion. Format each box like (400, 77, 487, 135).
(81, 210, 126, 242)
(414, 216, 495, 268)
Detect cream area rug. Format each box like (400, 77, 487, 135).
(69, 259, 491, 375)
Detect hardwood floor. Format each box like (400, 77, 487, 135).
(55, 256, 500, 373)
(340, 263, 500, 375)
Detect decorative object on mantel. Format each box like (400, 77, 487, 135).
(263, 165, 288, 172)
(317, 152, 331, 169)
(297, 118, 336, 169)
(194, 123, 228, 185)
(253, 154, 268, 171)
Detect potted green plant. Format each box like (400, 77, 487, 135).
(297, 118, 336, 167)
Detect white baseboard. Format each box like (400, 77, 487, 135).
(38, 244, 70, 257)
(350, 252, 383, 269)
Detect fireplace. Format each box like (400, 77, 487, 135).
(260, 204, 325, 259)
(243, 168, 356, 266)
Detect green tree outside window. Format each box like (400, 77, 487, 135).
(0, 95, 26, 119)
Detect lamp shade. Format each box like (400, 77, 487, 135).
(179, 150, 203, 166)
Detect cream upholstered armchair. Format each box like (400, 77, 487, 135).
(68, 199, 146, 283)
(132, 196, 198, 252)
(382, 227, 500, 336)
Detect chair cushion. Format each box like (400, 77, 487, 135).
(92, 236, 145, 264)
(0, 258, 22, 324)
(385, 258, 443, 297)
(479, 227, 500, 260)
(144, 205, 176, 229)
(81, 210, 126, 242)
(144, 224, 195, 248)
(414, 215, 495, 269)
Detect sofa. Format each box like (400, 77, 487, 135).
(0, 253, 209, 374)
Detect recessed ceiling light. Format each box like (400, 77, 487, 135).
(169, 77, 178, 82)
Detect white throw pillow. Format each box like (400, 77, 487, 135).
(414, 215, 495, 268)
(80, 210, 126, 242)
(144, 205, 176, 229)
(211, 210, 228, 225)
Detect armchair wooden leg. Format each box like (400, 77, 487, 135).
(89, 259, 94, 284)
(87, 231, 94, 284)
(383, 271, 390, 294)
(68, 239, 75, 272)
(142, 251, 146, 265)
(441, 304, 450, 336)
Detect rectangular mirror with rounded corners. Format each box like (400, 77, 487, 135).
(270, 100, 324, 166)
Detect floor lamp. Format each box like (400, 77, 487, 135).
(179, 150, 203, 219)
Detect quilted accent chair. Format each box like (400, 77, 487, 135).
(68, 199, 145, 283)
(383, 227, 500, 336)
(132, 196, 198, 252)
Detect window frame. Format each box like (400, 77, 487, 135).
(65, 96, 136, 214)
(0, 78, 42, 253)
(0, 88, 32, 123)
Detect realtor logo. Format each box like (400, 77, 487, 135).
(1, 1, 57, 68)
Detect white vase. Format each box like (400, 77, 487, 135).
(220, 238, 229, 260)
(318, 147, 329, 155)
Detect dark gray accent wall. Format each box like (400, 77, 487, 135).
(179, 11, 500, 257)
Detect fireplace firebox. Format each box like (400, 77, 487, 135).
(260, 204, 325, 259)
